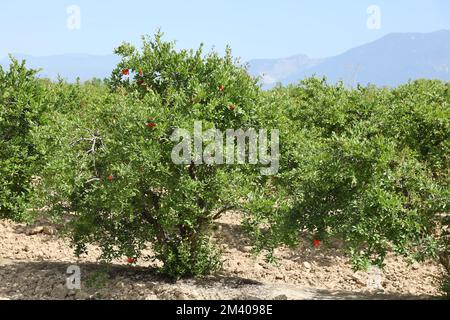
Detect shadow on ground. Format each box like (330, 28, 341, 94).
(0, 259, 436, 300)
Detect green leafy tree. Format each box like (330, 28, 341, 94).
(0, 57, 47, 221)
(244, 78, 449, 284)
(35, 32, 261, 277)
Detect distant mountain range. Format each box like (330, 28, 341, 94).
(2, 30, 450, 88)
(246, 54, 326, 88)
(248, 30, 450, 88)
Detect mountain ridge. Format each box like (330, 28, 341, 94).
(2, 30, 449, 87)
(248, 29, 450, 88)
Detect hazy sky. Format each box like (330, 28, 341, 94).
(1, 0, 449, 60)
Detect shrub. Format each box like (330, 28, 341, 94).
(35, 32, 261, 277)
(244, 78, 449, 274)
(0, 57, 47, 221)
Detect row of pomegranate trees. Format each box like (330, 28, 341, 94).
(0, 32, 448, 295)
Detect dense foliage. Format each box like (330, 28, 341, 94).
(33, 32, 261, 277)
(245, 78, 449, 273)
(0, 33, 448, 293)
(0, 58, 47, 221)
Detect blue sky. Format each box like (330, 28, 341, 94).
(1, 0, 449, 61)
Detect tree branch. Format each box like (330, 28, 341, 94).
(213, 205, 235, 220)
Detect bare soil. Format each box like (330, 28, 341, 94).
(0, 212, 445, 300)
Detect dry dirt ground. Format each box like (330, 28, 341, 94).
(0, 212, 446, 300)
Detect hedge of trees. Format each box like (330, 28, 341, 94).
(0, 33, 448, 296)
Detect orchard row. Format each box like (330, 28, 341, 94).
(0, 33, 448, 296)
